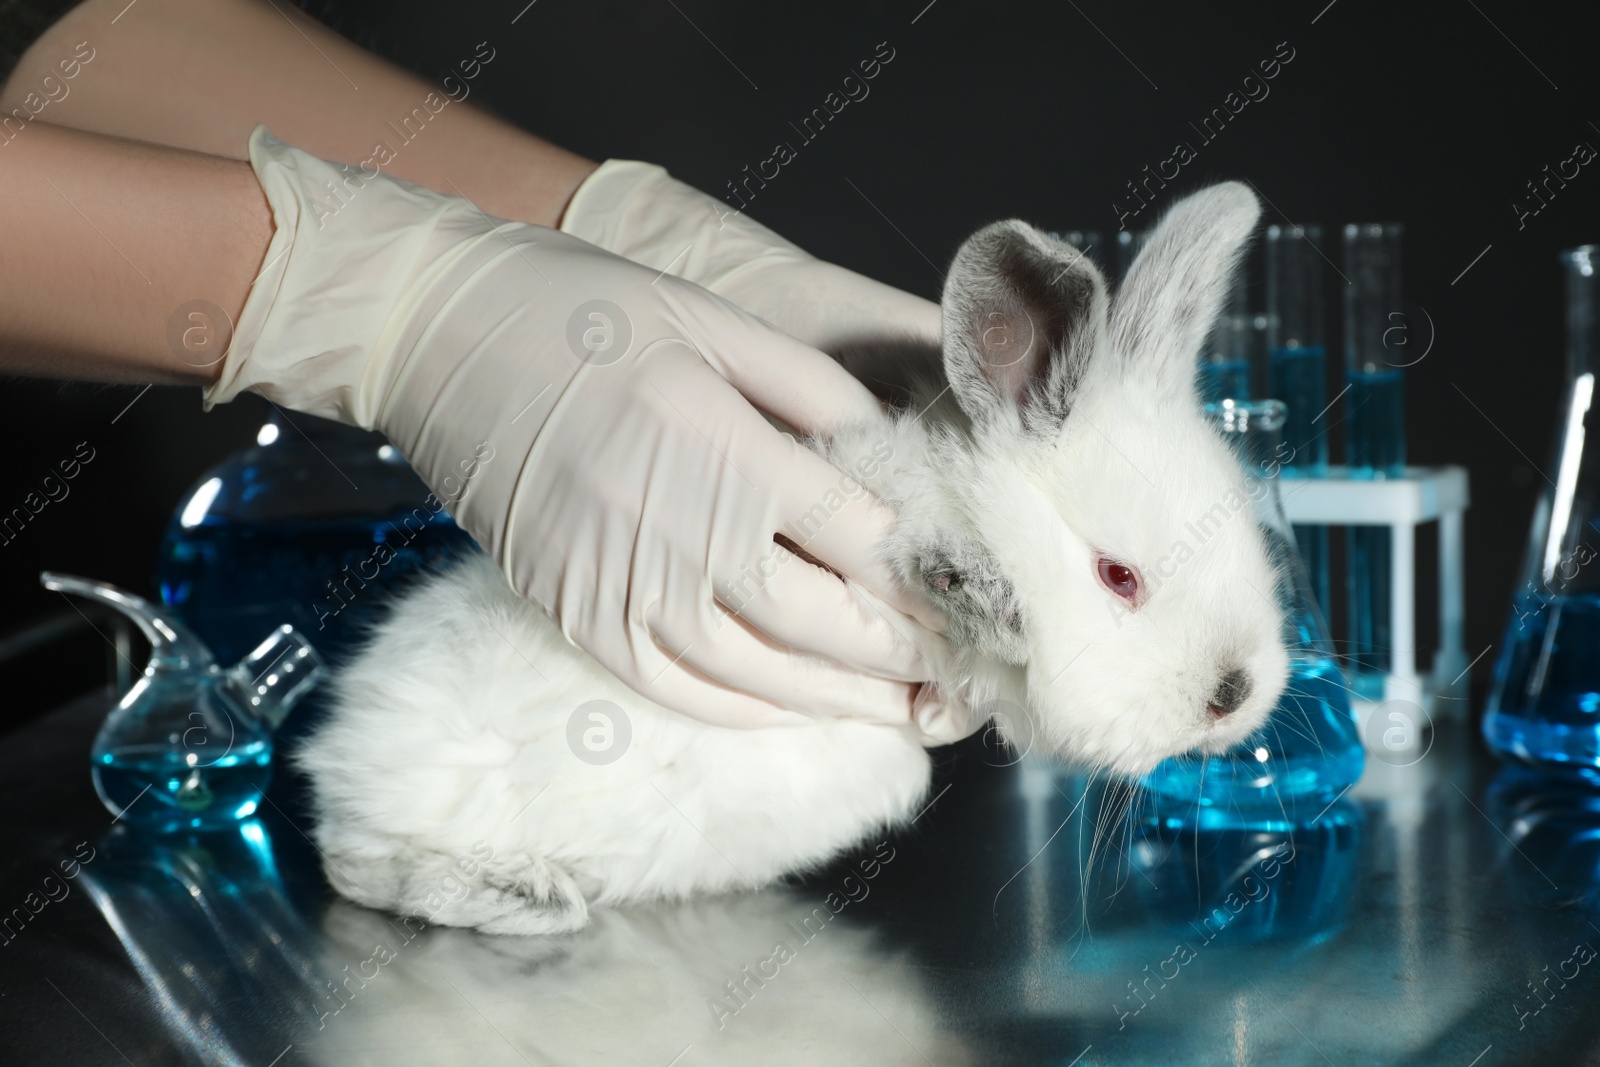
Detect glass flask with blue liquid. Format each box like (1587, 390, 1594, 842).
(1141, 400, 1364, 826)
(42, 572, 326, 833)
(1484, 245, 1600, 776)
(156, 411, 477, 667)
(1266, 224, 1332, 617)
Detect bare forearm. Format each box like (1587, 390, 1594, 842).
(0, 122, 271, 383)
(1, 0, 597, 228)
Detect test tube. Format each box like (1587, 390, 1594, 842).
(1343, 223, 1406, 696)
(1267, 224, 1331, 615)
(1198, 264, 1251, 404)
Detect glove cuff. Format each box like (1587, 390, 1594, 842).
(559, 158, 812, 293)
(205, 126, 494, 427)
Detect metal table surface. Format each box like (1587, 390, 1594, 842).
(3, 689, 1599, 1067)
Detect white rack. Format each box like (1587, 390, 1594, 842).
(1279, 465, 1471, 745)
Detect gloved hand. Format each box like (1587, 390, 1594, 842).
(560, 160, 978, 744)
(558, 160, 941, 358)
(211, 127, 956, 733)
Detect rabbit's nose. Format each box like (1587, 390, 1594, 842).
(1207, 668, 1251, 719)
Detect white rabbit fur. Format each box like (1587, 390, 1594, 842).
(300, 182, 1289, 935)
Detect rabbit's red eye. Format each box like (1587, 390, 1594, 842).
(1096, 557, 1140, 601)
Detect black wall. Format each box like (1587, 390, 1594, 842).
(4, 0, 1596, 723)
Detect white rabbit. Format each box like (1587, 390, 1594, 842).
(299, 181, 1289, 935)
(303, 890, 971, 1065)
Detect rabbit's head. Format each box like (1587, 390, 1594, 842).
(830, 183, 1289, 775)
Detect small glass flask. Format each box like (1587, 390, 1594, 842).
(1483, 245, 1600, 776)
(1141, 400, 1365, 827)
(42, 572, 326, 832)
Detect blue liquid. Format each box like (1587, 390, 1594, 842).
(1347, 527, 1392, 688)
(1272, 346, 1333, 615)
(158, 515, 474, 665)
(1346, 369, 1405, 686)
(1140, 654, 1364, 827)
(1346, 369, 1405, 472)
(1199, 359, 1251, 405)
(1294, 525, 1331, 618)
(1269, 346, 1329, 473)
(1133, 800, 1363, 944)
(94, 741, 273, 832)
(1484, 592, 1600, 774)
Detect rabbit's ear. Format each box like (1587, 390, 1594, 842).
(1109, 182, 1261, 400)
(940, 221, 1108, 435)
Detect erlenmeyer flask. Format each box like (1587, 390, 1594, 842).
(1141, 400, 1365, 826)
(1483, 245, 1600, 775)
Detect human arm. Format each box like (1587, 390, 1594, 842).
(2, 0, 941, 357)
(2, 2, 967, 737)
(0, 120, 270, 382)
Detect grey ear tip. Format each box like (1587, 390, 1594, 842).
(969, 218, 1042, 246)
(1211, 180, 1262, 221)
(951, 218, 1107, 282)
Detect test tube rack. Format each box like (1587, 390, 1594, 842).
(1279, 465, 1471, 752)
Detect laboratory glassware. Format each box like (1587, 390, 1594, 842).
(1483, 245, 1600, 775)
(1267, 224, 1332, 616)
(42, 572, 326, 832)
(1197, 263, 1252, 405)
(155, 411, 476, 666)
(1343, 223, 1406, 698)
(1140, 400, 1364, 826)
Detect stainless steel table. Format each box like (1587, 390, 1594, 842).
(3, 690, 1598, 1066)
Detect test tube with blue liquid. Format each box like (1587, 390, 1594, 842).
(1343, 223, 1406, 699)
(1266, 224, 1331, 616)
(1483, 245, 1600, 774)
(1198, 263, 1251, 404)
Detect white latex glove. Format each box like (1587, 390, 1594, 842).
(210, 127, 953, 732)
(561, 160, 977, 744)
(558, 160, 941, 357)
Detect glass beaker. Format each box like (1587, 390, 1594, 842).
(155, 411, 478, 667)
(1141, 400, 1365, 826)
(1267, 223, 1332, 617)
(1483, 245, 1600, 775)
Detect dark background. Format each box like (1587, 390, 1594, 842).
(3, 0, 1596, 726)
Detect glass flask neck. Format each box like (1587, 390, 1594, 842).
(42, 571, 214, 671)
(1563, 245, 1598, 382)
(1208, 398, 1287, 468)
(1205, 399, 1337, 656)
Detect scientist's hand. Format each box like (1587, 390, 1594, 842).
(558, 160, 978, 744)
(558, 161, 941, 358)
(211, 128, 954, 731)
